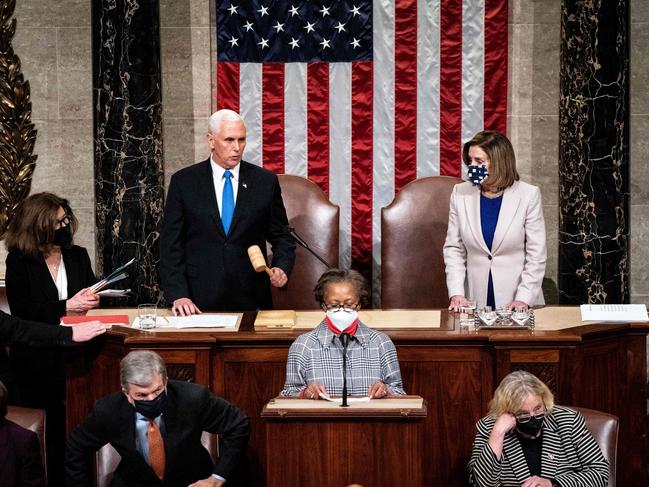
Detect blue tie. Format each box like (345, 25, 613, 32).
(221, 170, 234, 234)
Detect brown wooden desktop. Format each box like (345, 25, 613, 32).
(65, 308, 649, 486)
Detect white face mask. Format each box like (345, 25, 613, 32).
(326, 309, 358, 331)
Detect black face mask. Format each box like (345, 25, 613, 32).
(134, 391, 167, 420)
(51, 226, 72, 247)
(516, 415, 544, 437)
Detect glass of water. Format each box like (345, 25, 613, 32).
(138, 304, 157, 330)
(459, 300, 477, 330)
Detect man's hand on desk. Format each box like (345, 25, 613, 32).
(269, 267, 288, 288)
(172, 298, 202, 316)
(187, 476, 223, 487)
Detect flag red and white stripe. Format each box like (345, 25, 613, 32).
(215, 0, 508, 302)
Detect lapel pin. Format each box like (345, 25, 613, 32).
(548, 453, 555, 460)
(242, 183, 247, 189)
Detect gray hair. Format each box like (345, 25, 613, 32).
(208, 109, 246, 134)
(120, 350, 167, 389)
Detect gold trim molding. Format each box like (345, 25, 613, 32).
(0, 0, 37, 238)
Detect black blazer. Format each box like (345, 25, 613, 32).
(160, 159, 296, 310)
(0, 419, 46, 487)
(65, 380, 250, 487)
(5, 245, 96, 325)
(0, 311, 72, 347)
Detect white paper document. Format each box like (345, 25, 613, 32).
(132, 314, 239, 329)
(166, 315, 239, 328)
(318, 392, 371, 404)
(580, 304, 649, 322)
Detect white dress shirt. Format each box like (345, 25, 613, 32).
(210, 156, 240, 217)
(54, 258, 68, 300)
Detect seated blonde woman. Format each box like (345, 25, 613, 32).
(469, 371, 608, 487)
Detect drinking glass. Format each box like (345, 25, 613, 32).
(459, 300, 477, 330)
(138, 304, 157, 330)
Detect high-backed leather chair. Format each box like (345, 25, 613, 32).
(572, 406, 618, 487)
(6, 405, 47, 485)
(271, 175, 339, 309)
(381, 176, 463, 308)
(95, 432, 218, 487)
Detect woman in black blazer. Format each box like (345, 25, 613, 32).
(469, 371, 608, 487)
(4, 192, 99, 483)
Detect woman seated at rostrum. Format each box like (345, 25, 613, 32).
(280, 268, 405, 400)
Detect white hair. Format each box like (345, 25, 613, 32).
(208, 109, 246, 134)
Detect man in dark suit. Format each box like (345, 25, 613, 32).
(0, 381, 45, 487)
(65, 350, 249, 487)
(160, 109, 296, 315)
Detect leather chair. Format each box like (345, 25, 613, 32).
(381, 176, 463, 308)
(6, 405, 47, 485)
(271, 175, 339, 309)
(95, 432, 219, 487)
(572, 407, 618, 487)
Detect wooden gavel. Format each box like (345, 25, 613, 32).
(247, 245, 273, 277)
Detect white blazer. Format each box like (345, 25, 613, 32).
(443, 180, 547, 308)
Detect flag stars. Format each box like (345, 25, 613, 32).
(228, 36, 239, 47)
(350, 5, 361, 16)
(289, 37, 300, 49)
(320, 38, 331, 49)
(350, 37, 360, 49)
(334, 21, 346, 33)
(289, 5, 299, 16)
(273, 21, 285, 33)
(227, 3, 238, 15)
(258, 37, 269, 49)
(304, 21, 316, 33)
(257, 5, 269, 16)
(319, 5, 331, 17)
(243, 20, 254, 32)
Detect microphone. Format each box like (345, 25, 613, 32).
(339, 332, 350, 407)
(286, 225, 334, 269)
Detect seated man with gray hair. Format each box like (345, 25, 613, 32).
(65, 350, 249, 487)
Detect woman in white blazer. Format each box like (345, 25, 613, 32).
(444, 131, 546, 310)
(469, 371, 608, 487)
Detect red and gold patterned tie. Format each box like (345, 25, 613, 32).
(148, 420, 165, 480)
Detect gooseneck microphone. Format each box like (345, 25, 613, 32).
(286, 225, 334, 269)
(339, 332, 350, 407)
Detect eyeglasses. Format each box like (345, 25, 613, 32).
(322, 303, 359, 313)
(514, 406, 547, 423)
(57, 215, 71, 227)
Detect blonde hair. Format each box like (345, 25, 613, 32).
(487, 370, 554, 417)
(462, 131, 519, 192)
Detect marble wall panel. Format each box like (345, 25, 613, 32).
(93, 0, 165, 304)
(0, 0, 94, 278)
(508, 0, 561, 295)
(558, 0, 630, 303)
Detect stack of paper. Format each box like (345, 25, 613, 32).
(90, 258, 135, 294)
(580, 304, 649, 322)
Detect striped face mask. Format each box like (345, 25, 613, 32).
(467, 164, 489, 186)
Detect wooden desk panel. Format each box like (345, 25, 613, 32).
(65, 309, 649, 487)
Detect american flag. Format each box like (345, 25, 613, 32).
(215, 0, 508, 301)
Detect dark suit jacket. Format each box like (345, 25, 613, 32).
(6, 246, 96, 404)
(5, 245, 96, 325)
(160, 159, 296, 311)
(0, 418, 46, 487)
(0, 312, 72, 347)
(65, 380, 250, 487)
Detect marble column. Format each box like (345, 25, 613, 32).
(558, 0, 629, 303)
(92, 0, 164, 304)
